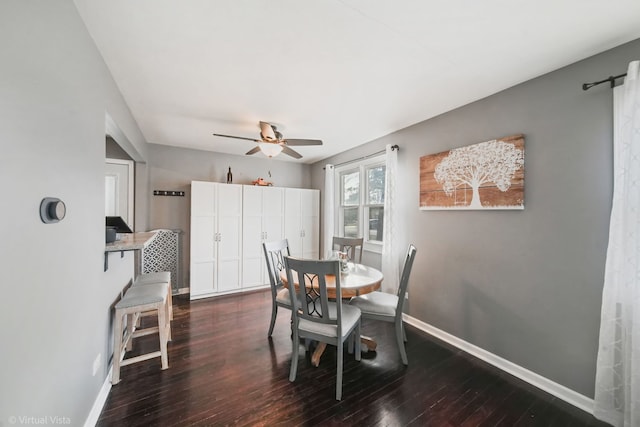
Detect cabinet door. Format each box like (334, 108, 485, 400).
(191, 181, 216, 216)
(243, 186, 284, 288)
(261, 187, 284, 282)
(190, 181, 216, 297)
(242, 186, 265, 288)
(262, 187, 284, 243)
(284, 188, 302, 257)
(217, 184, 243, 292)
(301, 189, 320, 259)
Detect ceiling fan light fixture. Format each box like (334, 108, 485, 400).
(259, 142, 283, 158)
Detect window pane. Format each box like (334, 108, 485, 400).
(367, 165, 385, 204)
(368, 207, 384, 242)
(342, 171, 360, 206)
(343, 207, 359, 238)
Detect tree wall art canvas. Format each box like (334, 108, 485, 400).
(420, 134, 525, 210)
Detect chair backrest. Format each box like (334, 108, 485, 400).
(395, 244, 417, 317)
(263, 239, 291, 299)
(332, 236, 364, 263)
(284, 256, 344, 334)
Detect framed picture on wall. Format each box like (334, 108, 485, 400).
(420, 134, 525, 210)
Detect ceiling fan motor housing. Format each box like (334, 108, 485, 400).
(214, 121, 322, 159)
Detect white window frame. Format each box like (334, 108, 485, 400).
(334, 154, 385, 254)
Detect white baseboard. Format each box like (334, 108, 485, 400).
(403, 314, 595, 415)
(84, 367, 113, 427)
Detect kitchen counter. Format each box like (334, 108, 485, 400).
(104, 231, 157, 272)
(105, 231, 157, 252)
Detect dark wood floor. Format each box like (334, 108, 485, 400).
(98, 290, 610, 426)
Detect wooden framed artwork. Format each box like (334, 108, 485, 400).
(420, 134, 524, 210)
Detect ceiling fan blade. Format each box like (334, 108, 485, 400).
(213, 133, 260, 142)
(245, 146, 261, 155)
(283, 138, 323, 146)
(281, 145, 303, 159)
(259, 121, 277, 141)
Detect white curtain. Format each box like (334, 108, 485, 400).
(323, 164, 335, 260)
(594, 60, 640, 427)
(381, 144, 399, 293)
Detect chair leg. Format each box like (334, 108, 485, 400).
(157, 303, 169, 370)
(289, 329, 299, 382)
(112, 310, 124, 385)
(168, 280, 174, 320)
(125, 312, 135, 351)
(396, 320, 408, 365)
(164, 294, 172, 342)
(268, 303, 277, 337)
(336, 343, 343, 400)
(402, 322, 407, 342)
(355, 322, 361, 362)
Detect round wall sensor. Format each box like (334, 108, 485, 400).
(40, 197, 66, 223)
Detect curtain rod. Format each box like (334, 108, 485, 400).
(582, 73, 627, 91)
(324, 145, 399, 169)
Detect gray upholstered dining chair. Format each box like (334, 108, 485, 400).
(263, 239, 293, 337)
(332, 236, 364, 263)
(284, 256, 362, 400)
(349, 244, 417, 365)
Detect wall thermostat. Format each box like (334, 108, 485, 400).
(40, 197, 66, 223)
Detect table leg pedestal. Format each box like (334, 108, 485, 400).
(361, 336, 377, 351)
(310, 335, 378, 367)
(311, 342, 327, 367)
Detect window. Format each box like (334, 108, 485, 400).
(335, 155, 386, 253)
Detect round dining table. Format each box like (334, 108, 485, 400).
(279, 262, 383, 298)
(280, 262, 384, 366)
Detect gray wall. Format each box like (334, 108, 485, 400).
(312, 38, 640, 397)
(146, 143, 312, 289)
(0, 1, 149, 424)
(106, 136, 133, 160)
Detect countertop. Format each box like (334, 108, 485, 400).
(105, 231, 157, 252)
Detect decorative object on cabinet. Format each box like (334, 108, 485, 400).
(252, 177, 273, 186)
(153, 190, 185, 196)
(39, 197, 66, 223)
(227, 167, 232, 184)
(420, 134, 525, 210)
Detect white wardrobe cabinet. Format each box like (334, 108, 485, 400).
(242, 186, 284, 288)
(190, 182, 319, 300)
(284, 188, 320, 259)
(190, 181, 243, 299)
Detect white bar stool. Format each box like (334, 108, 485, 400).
(133, 271, 173, 320)
(112, 282, 170, 384)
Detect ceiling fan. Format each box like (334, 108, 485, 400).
(213, 121, 323, 159)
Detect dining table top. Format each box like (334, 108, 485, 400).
(280, 262, 383, 299)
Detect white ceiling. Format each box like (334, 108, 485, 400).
(74, 0, 640, 164)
